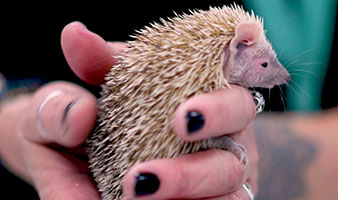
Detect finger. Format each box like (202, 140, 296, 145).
(198, 183, 255, 200)
(123, 149, 248, 200)
(107, 41, 128, 55)
(174, 85, 256, 141)
(231, 122, 259, 194)
(22, 81, 97, 147)
(61, 21, 127, 85)
(22, 139, 100, 200)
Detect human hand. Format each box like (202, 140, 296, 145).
(63, 22, 259, 199)
(0, 21, 123, 200)
(123, 87, 258, 200)
(0, 21, 258, 200)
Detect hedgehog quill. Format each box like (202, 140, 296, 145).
(87, 4, 290, 200)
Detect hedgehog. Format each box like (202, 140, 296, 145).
(87, 4, 290, 200)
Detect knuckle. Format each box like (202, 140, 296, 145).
(226, 154, 244, 189)
(240, 88, 256, 119)
(16, 97, 35, 137)
(251, 148, 260, 167)
(20, 113, 29, 135)
(175, 165, 190, 197)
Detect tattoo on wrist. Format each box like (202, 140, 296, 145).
(254, 116, 317, 200)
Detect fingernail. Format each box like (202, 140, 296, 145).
(135, 173, 160, 196)
(36, 90, 64, 138)
(75, 22, 96, 37)
(61, 99, 78, 125)
(187, 111, 204, 134)
(72, 21, 87, 29)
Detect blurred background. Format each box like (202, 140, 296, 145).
(1, 0, 337, 199)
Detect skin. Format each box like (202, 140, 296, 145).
(228, 22, 290, 88)
(254, 109, 338, 200)
(0, 22, 258, 200)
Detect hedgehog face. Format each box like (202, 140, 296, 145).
(226, 22, 290, 88)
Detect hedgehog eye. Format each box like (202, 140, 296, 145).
(261, 62, 268, 68)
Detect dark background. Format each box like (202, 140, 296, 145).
(1, 1, 337, 199)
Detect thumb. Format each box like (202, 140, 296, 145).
(22, 81, 97, 147)
(61, 21, 127, 85)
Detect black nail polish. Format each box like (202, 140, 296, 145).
(135, 173, 160, 196)
(62, 99, 77, 124)
(187, 111, 205, 134)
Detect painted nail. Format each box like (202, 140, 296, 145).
(62, 99, 78, 125)
(135, 173, 160, 196)
(187, 111, 205, 134)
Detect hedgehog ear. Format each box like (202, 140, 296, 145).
(230, 22, 264, 53)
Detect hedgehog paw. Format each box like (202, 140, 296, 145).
(206, 136, 249, 166)
(230, 143, 249, 166)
